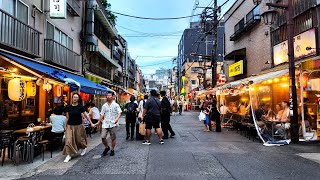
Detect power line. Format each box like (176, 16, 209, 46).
(138, 60, 173, 67)
(109, 10, 202, 20)
(123, 34, 182, 37)
(117, 24, 184, 35)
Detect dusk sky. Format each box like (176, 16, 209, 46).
(109, 0, 235, 75)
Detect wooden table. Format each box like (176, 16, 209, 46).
(14, 124, 52, 134)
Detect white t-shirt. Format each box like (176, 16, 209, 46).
(89, 107, 100, 120)
(100, 101, 122, 128)
(220, 106, 229, 115)
(138, 100, 147, 118)
(50, 115, 66, 133)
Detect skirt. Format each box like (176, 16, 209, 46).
(63, 124, 87, 155)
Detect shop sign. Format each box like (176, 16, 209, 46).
(228, 60, 243, 77)
(273, 28, 317, 66)
(50, 0, 67, 19)
(301, 59, 320, 70)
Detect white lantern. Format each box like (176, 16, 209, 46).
(42, 83, 52, 91)
(26, 81, 36, 97)
(8, 78, 26, 101)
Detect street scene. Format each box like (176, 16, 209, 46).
(1, 0, 320, 179)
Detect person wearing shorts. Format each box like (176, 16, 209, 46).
(94, 92, 122, 157)
(141, 90, 164, 145)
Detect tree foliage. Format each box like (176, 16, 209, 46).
(101, 0, 117, 25)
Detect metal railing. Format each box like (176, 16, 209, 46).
(44, 39, 81, 71)
(88, 64, 112, 80)
(67, 0, 81, 16)
(0, 9, 40, 56)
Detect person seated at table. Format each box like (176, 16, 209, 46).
(275, 101, 290, 139)
(238, 102, 247, 116)
(275, 103, 284, 121)
(255, 104, 266, 121)
(49, 106, 67, 145)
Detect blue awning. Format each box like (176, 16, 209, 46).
(0, 52, 113, 95)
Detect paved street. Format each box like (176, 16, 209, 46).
(23, 111, 320, 180)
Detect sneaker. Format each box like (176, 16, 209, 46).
(170, 133, 175, 138)
(64, 155, 71, 163)
(110, 150, 115, 156)
(80, 148, 87, 156)
(130, 137, 134, 141)
(162, 136, 169, 139)
(142, 140, 151, 145)
(126, 135, 130, 140)
(159, 139, 164, 144)
(101, 147, 110, 157)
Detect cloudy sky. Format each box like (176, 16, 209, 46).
(109, 0, 235, 75)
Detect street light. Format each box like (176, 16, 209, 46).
(255, 0, 299, 143)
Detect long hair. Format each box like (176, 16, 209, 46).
(72, 93, 83, 105)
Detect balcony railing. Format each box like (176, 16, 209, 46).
(113, 75, 121, 85)
(0, 9, 40, 57)
(44, 39, 81, 71)
(88, 64, 112, 80)
(113, 50, 121, 60)
(67, 0, 81, 16)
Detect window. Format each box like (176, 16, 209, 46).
(46, 21, 73, 50)
(246, 5, 260, 24)
(234, 18, 245, 33)
(0, 0, 28, 24)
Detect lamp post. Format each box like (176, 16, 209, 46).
(255, 0, 299, 143)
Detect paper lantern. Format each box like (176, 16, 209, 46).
(26, 81, 36, 97)
(42, 83, 52, 91)
(36, 79, 44, 86)
(63, 86, 70, 92)
(80, 92, 90, 101)
(8, 78, 26, 101)
(54, 85, 62, 97)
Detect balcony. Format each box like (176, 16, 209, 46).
(93, 0, 118, 38)
(0, 9, 40, 57)
(113, 50, 121, 61)
(44, 39, 81, 72)
(113, 74, 121, 85)
(88, 63, 112, 80)
(67, 0, 81, 16)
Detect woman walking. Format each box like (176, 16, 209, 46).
(63, 93, 93, 162)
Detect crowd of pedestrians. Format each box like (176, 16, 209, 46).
(200, 94, 222, 133)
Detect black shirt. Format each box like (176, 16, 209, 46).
(125, 102, 138, 117)
(66, 104, 85, 125)
(161, 96, 172, 115)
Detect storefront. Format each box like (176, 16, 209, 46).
(0, 51, 111, 130)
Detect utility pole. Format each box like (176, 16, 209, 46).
(211, 0, 218, 88)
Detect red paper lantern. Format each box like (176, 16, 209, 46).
(63, 86, 70, 92)
(54, 85, 62, 97)
(80, 92, 90, 101)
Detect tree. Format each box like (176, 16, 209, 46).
(101, 0, 117, 25)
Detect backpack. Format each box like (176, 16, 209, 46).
(126, 102, 136, 115)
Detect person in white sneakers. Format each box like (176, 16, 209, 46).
(94, 92, 122, 157)
(63, 93, 93, 162)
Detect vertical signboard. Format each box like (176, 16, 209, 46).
(50, 0, 67, 19)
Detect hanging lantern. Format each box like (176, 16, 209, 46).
(80, 92, 90, 101)
(42, 83, 52, 91)
(63, 86, 70, 92)
(54, 85, 62, 97)
(8, 78, 26, 101)
(26, 81, 36, 97)
(36, 79, 44, 86)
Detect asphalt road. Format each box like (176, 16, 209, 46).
(24, 111, 320, 180)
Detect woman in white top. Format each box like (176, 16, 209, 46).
(138, 95, 148, 120)
(49, 106, 67, 146)
(89, 103, 100, 133)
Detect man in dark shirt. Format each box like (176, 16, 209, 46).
(160, 91, 175, 139)
(141, 90, 164, 145)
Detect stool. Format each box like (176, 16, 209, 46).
(0, 130, 14, 166)
(37, 140, 52, 161)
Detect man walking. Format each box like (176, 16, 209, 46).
(94, 92, 122, 157)
(141, 90, 164, 145)
(124, 95, 138, 140)
(160, 91, 175, 139)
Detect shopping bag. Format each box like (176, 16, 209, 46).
(198, 111, 206, 121)
(139, 122, 146, 136)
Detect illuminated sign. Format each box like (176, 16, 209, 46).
(228, 60, 243, 77)
(50, 0, 67, 19)
(273, 28, 317, 66)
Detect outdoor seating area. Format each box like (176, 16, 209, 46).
(0, 123, 63, 166)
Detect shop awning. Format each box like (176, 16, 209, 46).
(0, 52, 113, 95)
(220, 69, 289, 89)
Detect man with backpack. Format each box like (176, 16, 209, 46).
(124, 95, 138, 140)
(160, 91, 175, 139)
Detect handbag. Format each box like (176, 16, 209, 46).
(139, 122, 146, 135)
(198, 111, 206, 121)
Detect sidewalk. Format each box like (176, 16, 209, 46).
(1, 116, 126, 180)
